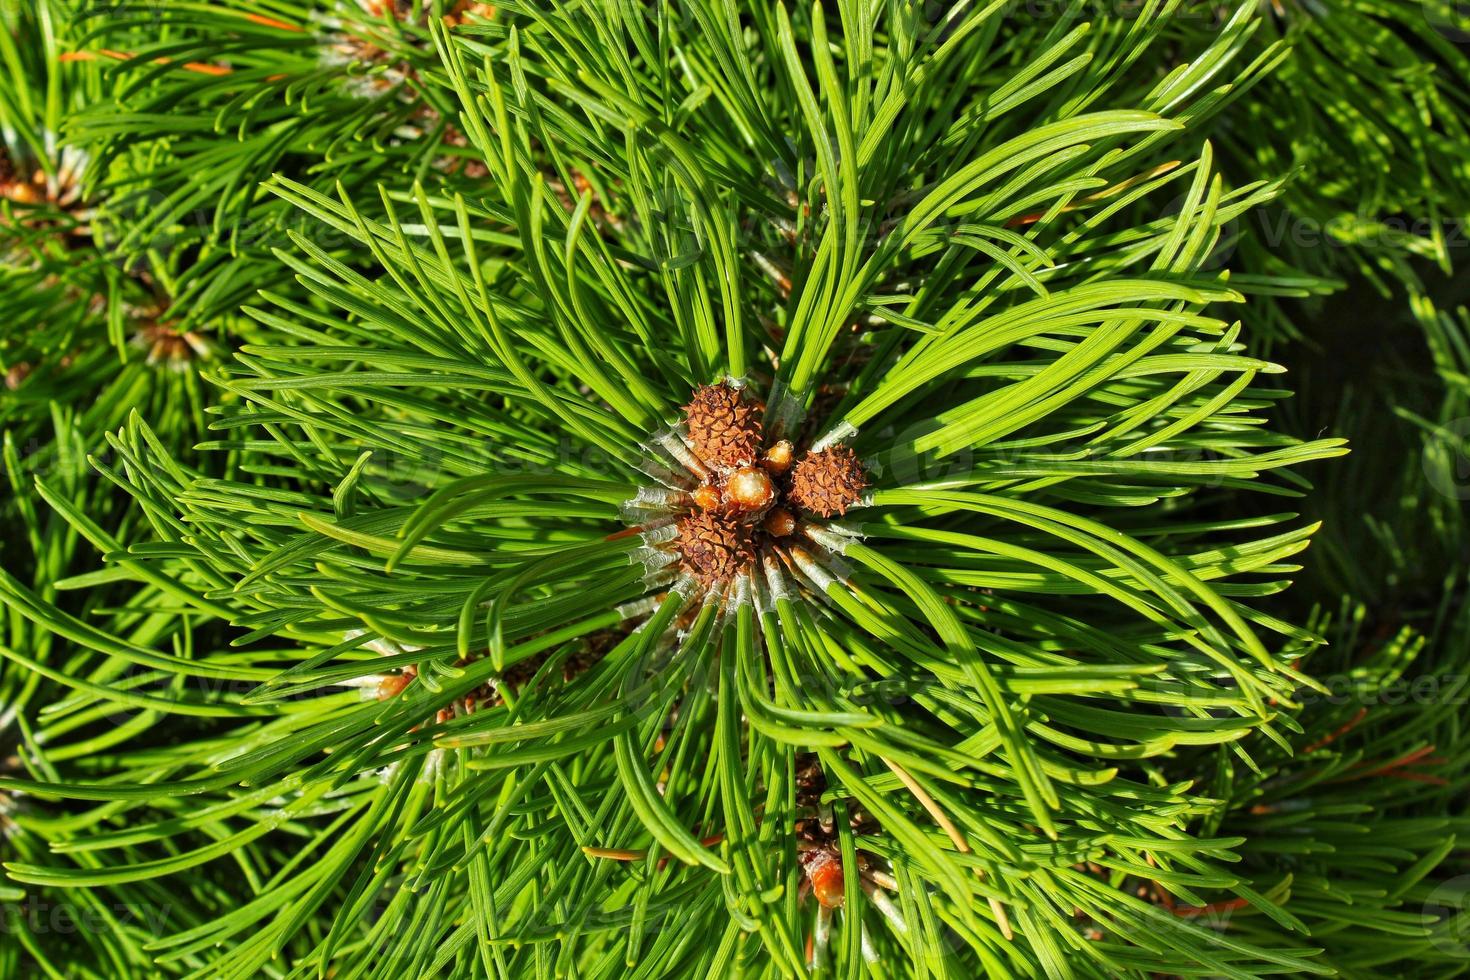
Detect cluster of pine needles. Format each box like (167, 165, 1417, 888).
(1, 1, 1468, 977)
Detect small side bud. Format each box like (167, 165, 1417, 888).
(726, 466, 775, 513)
(764, 507, 796, 538)
(691, 484, 722, 511)
(762, 439, 794, 474)
(377, 673, 413, 700)
(804, 849, 845, 909)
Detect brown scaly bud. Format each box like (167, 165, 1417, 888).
(677, 509, 755, 584)
(684, 382, 764, 470)
(787, 446, 868, 518)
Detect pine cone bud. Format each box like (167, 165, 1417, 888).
(787, 446, 868, 518)
(677, 509, 755, 583)
(684, 382, 764, 470)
